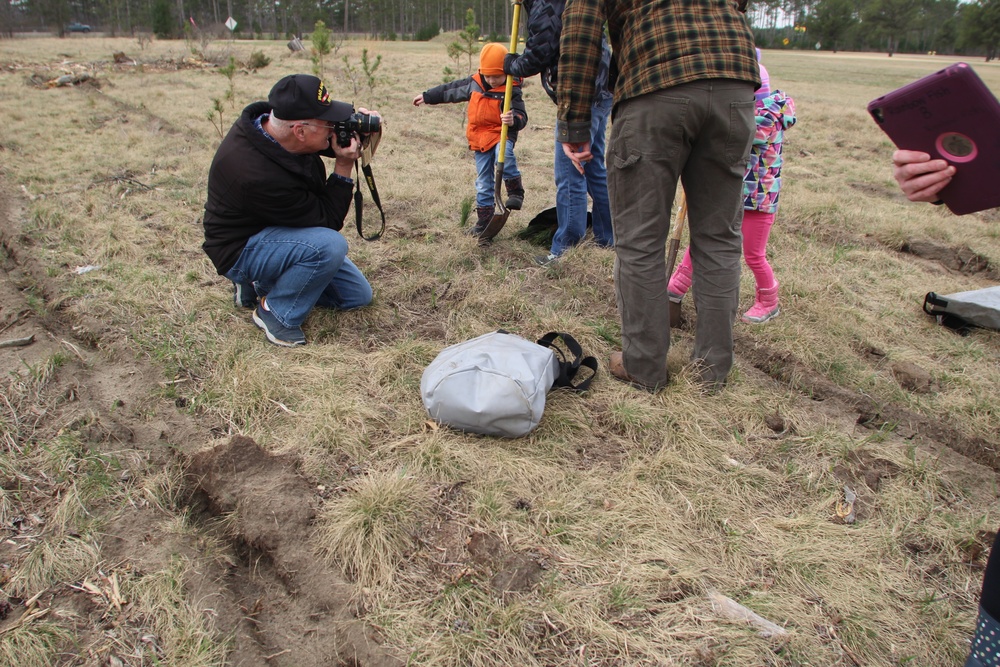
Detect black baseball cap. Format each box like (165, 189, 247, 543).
(268, 74, 353, 122)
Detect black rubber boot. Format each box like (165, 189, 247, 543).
(469, 206, 494, 236)
(504, 177, 524, 210)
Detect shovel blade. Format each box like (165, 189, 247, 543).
(477, 209, 511, 246)
(668, 299, 683, 329)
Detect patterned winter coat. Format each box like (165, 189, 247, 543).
(744, 90, 796, 214)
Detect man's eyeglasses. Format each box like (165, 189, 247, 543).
(297, 122, 336, 132)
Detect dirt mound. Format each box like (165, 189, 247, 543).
(0, 182, 402, 667)
(901, 240, 993, 276)
(186, 436, 403, 667)
(736, 333, 1000, 473)
(428, 30, 463, 44)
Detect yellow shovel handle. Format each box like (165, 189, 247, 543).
(496, 0, 522, 166)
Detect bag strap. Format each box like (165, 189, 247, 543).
(536, 331, 598, 392)
(354, 160, 386, 241)
(922, 292, 948, 316)
(923, 292, 974, 335)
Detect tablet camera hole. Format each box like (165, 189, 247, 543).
(937, 132, 977, 162)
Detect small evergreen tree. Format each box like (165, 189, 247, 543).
(449, 9, 480, 76)
(151, 0, 174, 39)
(311, 20, 332, 79)
(246, 50, 272, 72)
(218, 56, 238, 108)
(414, 23, 440, 41)
(360, 48, 383, 105)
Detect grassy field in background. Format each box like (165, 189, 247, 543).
(1, 35, 1000, 666)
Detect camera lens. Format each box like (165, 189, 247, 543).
(352, 112, 380, 134)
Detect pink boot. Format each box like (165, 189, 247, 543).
(742, 282, 780, 323)
(668, 259, 693, 302)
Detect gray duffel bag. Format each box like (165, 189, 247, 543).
(924, 286, 1000, 333)
(420, 330, 597, 438)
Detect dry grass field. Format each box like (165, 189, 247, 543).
(1, 34, 1000, 666)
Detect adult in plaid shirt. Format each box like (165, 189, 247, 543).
(557, 0, 761, 392)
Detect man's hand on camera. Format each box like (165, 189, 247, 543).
(332, 135, 363, 177)
(357, 107, 381, 123)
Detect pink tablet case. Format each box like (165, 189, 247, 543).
(868, 63, 1000, 216)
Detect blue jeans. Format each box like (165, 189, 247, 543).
(225, 226, 372, 328)
(552, 95, 614, 256)
(474, 139, 520, 208)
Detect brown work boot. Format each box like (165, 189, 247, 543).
(469, 206, 494, 237)
(609, 352, 664, 392)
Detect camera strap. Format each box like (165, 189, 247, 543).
(353, 160, 385, 241)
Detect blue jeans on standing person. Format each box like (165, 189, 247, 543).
(551, 94, 614, 257)
(474, 139, 520, 208)
(225, 226, 372, 328)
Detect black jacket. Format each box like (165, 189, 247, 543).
(503, 0, 611, 105)
(202, 101, 353, 275)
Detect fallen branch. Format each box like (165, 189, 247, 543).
(48, 72, 93, 87)
(99, 174, 154, 191)
(708, 590, 789, 639)
(0, 334, 35, 349)
(0, 606, 50, 638)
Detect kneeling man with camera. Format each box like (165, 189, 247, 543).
(202, 74, 380, 347)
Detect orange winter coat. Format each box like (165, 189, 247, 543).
(419, 72, 527, 152)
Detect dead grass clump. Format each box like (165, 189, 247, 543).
(122, 560, 230, 665)
(7, 535, 100, 598)
(0, 620, 73, 667)
(304, 388, 396, 461)
(317, 469, 429, 587)
(377, 432, 480, 481)
(366, 335, 440, 400)
(0, 488, 13, 527)
(594, 395, 669, 441)
(140, 463, 189, 512)
(48, 483, 91, 534)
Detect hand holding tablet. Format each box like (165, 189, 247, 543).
(868, 63, 1000, 215)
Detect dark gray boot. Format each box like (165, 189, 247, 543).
(504, 177, 524, 210)
(469, 206, 494, 236)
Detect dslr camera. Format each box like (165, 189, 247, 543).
(334, 112, 381, 148)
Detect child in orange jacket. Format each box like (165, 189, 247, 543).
(413, 43, 528, 236)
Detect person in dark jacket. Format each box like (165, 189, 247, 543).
(203, 74, 376, 347)
(413, 42, 528, 237)
(503, 0, 614, 266)
(892, 148, 996, 667)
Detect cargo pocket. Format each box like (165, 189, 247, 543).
(725, 100, 756, 166)
(610, 114, 641, 171)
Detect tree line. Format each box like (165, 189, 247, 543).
(1, 0, 999, 61)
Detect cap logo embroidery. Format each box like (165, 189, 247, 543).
(316, 82, 331, 106)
